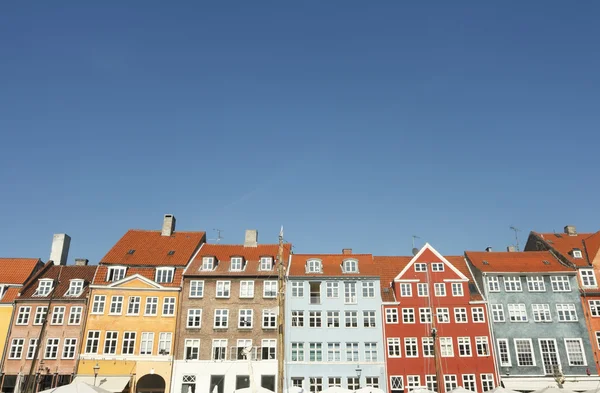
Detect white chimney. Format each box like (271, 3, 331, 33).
(75, 258, 89, 266)
(244, 230, 258, 247)
(50, 234, 71, 266)
(485, 247, 493, 252)
(162, 214, 176, 237)
(564, 225, 577, 236)
(506, 246, 516, 252)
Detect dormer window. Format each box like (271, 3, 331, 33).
(572, 249, 583, 259)
(33, 279, 53, 297)
(156, 267, 175, 283)
(107, 267, 126, 282)
(65, 280, 84, 297)
(343, 259, 358, 273)
(580, 269, 597, 288)
(260, 257, 273, 271)
(231, 257, 244, 272)
(201, 257, 214, 271)
(306, 259, 322, 273)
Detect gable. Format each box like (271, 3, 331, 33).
(106, 274, 163, 290)
(393, 243, 469, 282)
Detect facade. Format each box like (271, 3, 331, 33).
(1, 260, 96, 393)
(76, 215, 205, 393)
(465, 249, 599, 391)
(285, 250, 386, 393)
(378, 244, 498, 393)
(171, 230, 291, 393)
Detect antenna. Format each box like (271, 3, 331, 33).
(509, 226, 521, 251)
(412, 235, 421, 255)
(208, 228, 224, 243)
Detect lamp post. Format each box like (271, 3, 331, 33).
(355, 365, 362, 390)
(93, 363, 100, 387)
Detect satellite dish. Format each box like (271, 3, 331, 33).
(412, 248, 419, 256)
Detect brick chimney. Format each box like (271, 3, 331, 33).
(342, 248, 352, 255)
(564, 225, 577, 236)
(50, 234, 71, 266)
(162, 214, 176, 237)
(75, 258, 89, 266)
(244, 230, 258, 247)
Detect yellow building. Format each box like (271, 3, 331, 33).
(75, 215, 205, 393)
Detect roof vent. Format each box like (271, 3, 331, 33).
(564, 225, 577, 236)
(127, 249, 135, 255)
(485, 247, 492, 252)
(482, 260, 489, 265)
(383, 288, 390, 293)
(542, 260, 551, 265)
(168, 250, 175, 256)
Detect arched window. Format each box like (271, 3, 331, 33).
(343, 259, 358, 273)
(306, 259, 322, 273)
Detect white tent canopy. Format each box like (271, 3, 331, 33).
(321, 388, 352, 393)
(532, 387, 576, 393)
(283, 388, 303, 393)
(355, 388, 386, 393)
(39, 382, 112, 393)
(71, 377, 130, 393)
(410, 389, 436, 393)
(489, 387, 520, 393)
(450, 388, 478, 393)
(233, 387, 275, 393)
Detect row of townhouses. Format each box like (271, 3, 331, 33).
(0, 216, 599, 393)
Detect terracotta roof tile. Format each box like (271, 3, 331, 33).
(19, 264, 97, 300)
(186, 244, 292, 277)
(584, 232, 600, 265)
(0, 258, 42, 285)
(289, 253, 377, 277)
(93, 265, 183, 287)
(533, 231, 595, 267)
(101, 230, 205, 267)
(373, 256, 411, 302)
(0, 287, 21, 304)
(465, 250, 572, 273)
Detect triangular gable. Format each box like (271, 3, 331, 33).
(393, 243, 469, 281)
(107, 274, 165, 290)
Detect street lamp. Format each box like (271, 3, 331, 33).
(93, 363, 100, 387)
(355, 365, 362, 389)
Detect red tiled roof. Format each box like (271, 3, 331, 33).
(93, 265, 183, 287)
(0, 258, 42, 285)
(465, 250, 572, 273)
(584, 232, 600, 266)
(289, 253, 377, 277)
(186, 244, 292, 277)
(0, 287, 21, 304)
(101, 230, 205, 267)
(373, 256, 411, 302)
(532, 231, 595, 267)
(19, 264, 98, 300)
(445, 256, 483, 301)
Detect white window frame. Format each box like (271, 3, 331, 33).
(140, 332, 154, 355)
(590, 300, 600, 317)
(262, 309, 277, 329)
(263, 280, 277, 298)
(362, 281, 375, 297)
(491, 304, 505, 322)
(216, 280, 231, 298)
(551, 276, 571, 292)
(431, 263, 444, 272)
(292, 281, 305, 297)
(260, 257, 273, 271)
(201, 257, 214, 271)
(187, 309, 202, 328)
(476, 336, 490, 357)
(452, 282, 464, 297)
(155, 267, 174, 283)
(344, 282, 357, 304)
(122, 332, 136, 355)
(504, 276, 522, 292)
(230, 257, 243, 271)
(527, 276, 546, 292)
(481, 374, 495, 392)
(343, 259, 358, 273)
(400, 283, 412, 297)
(532, 304, 552, 322)
(580, 269, 597, 287)
(497, 339, 511, 367)
(109, 296, 124, 315)
(162, 297, 176, 316)
(472, 307, 485, 323)
(487, 276, 500, 292)
(556, 303, 578, 322)
(8, 338, 24, 359)
(91, 295, 106, 314)
(214, 309, 229, 328)
(34, 279, 53, 297)
(106, 267, 126, 282)
(420, 308, 432, 324)
(68, 308, 82, 326)
(454, 307, 467, 323)
(51, 306, 65, 325)
(404, 337, 418, 358)
(144, 297, 158, 316)
(158, 332, 172, 355)
(402, 308, 415, 324)
(127, 296, 141, 315)
(390, 376, 404, 392)
(239, 280, 255, 298)
(239, 309, 253, 328)
(436, 308, 450, 323)
(386, 308, 399, 324)
(306, 259, 322, 273)
(514, 338, 536, 366)
(184, 339, 200, 360)
(417, 283, 429, 297)
(415, 263, 427, 272)
(458, 337, 472, 357)
(387, 338, 401, 358)
(507, 304, 528, 322)
(189, 280, 204, 298)
(564, 338, 587, 366)
(62, 338, 77, 359)
(16, 306, 31, 325)
(65, 279, 84, 297)
(434, 283, 446, 297)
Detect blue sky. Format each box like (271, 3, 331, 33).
(1, 2, 599, 264)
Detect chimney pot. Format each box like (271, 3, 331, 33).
(50, 234, 71, 266)
(244, 230, 258, 247)
(564, 225, 577, 236)
(75, 258, 89, 266)
(342, 248, 352, 255)
(162, 214, 176, 237)
(506, 246, 516, 252)
(485, 247, 493, 252)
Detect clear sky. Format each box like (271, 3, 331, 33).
(1, 2, 599, 264)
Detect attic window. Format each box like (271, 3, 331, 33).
(201, 257, 214, 271)
(431, 263, 444, 272)
(33, 279, 53, 297)
(343, 259, 358, 273)
(127, 249, 135, 255)
(572, 249, 583, 259)
(168, 250, 175, 256)
(231, 257, 243, 272)
(260, 257, 273, 271)
(107, 267, 126, 282)
(155, 267, 174, 283)
(65, 279, 84, 297)
(306, 259, 322, 273)
(482, 260, 489, 265)
(542, 260, 551, 265)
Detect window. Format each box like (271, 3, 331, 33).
(422, 337, 434, 357)
(591, 300, 600, 317)
(527, 276, 546, 292)
(216, 281, 231, 298)
(65, 280, 84, 296)
(390, 376, 403, 393)
(400, 283, 412, 297)
(189, 280, 204, 297)
(404, 338, 418, 357)
(155, 267, 174, 283)
(239, 309, 253, 328)
(366, 377, 380, 388)
(426, 376, 437, 392)
(343, 259, 358, 273)
(420, 308, 432, 323)
(104, 331, 118, 354)
(345, 282, 357, 304)
(481, 374, 495, 392)
(539, 339, 560, 374)
(107, 267, 126, 282)
(309, 311, 322, 327)
(110, 296, 123, 315)
(307, 259, 322, 273)
(144, 297, 158, 315)
(476, 337, 490, 356)
(310, 282, 321, 304)
(214, 309, 229, 328)
(49, 306, 65, 325)
(532, 304, 552, 322)
(406, 376, 420, 392)
(444, 375, 458, 393)
(309, 343, 322, 361)
(402, 308, 415, 323)
(262, 309, 277, 328)
(184, 339, 199, 360)
(327, 311, 340, 327)
(452, 283, 464, 296)
(34, 279, 53, 296)
(497, 339, 511, 366)
(346, 342, 359, 361)
(122, 332, 136, 354)
(329, 377, 342, 388)
(310, 378, 323, 393)
(417, 283, 429, 297)
(261, 339, 276, 360)
(415, 263, 427, 272)
(454, 307, 467, 323)
(458, 337, 472, 357)
(434, 283, 446, 296)
(327, 342, 341, 361)
(292, 282, 305, 297)
(491, 304, 505, 322)
(363, 310, 376, 327)
(556, 304, 578, 321)
(85, 331, 100, 354)
(187, 309, 202, 328)
(462, 375, 476, 392)
(26, 339, 38, 359)
(386, 308, 398, 324)
(581, 269, 597, 287)
(140, 332, 154, 355)
(345, 311, 358, 327)
(240, 281, 255, 298)
(230, 257, 243, 271)
(507, 304, 528, 322)
(162, 297, 175, 316)
(182, 375, 196, 393)
(363, 281, 375, 297)
(365, 342, 377, 361)
(551, 276, 571, 291)
(514, 339, 535, 366)
(127, 296, 141, 315)
(291, 343, 304, 361)
(387, 338, 401, 357)
(565, 338, 586, 366)
(9, 338, 24, 359)
(573, 249, 583, 259)
(34, 306, 48, 325)
(291, 310, 304, 327)
(432, 263, 444, 272)
(16, 306, 31, 325)
(472, 307, 485, 323)
(487, 276, 500, 292)
(326, 282, 338, 298)
(260, 257, 273, 271)
(201, 257, 214, 270)
(67, 306, 82, 325)
(504, 276, 522, 292)
(440, 337, 453, 357)
(263, 281, 277, 298)
(92, 295, 105, 314)
(437, 308, 450, 323)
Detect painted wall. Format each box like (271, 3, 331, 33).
(0, 305, 13, 366)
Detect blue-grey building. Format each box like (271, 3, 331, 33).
(285, 251, 386, 392)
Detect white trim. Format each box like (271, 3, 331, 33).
(393, 243, 469, 281)
(395, 279, 420, 283)
(538, 338, 561, 373)
(564, 337, 587, 366)
(443, 278, 469, 282)
(513, 338, 536, 367)
(182, 242, 205, 275)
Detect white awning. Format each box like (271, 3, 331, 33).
(72, 377, 130, 393)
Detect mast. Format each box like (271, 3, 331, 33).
(427, 266, 443, 392)
(276, 227, 286, 393)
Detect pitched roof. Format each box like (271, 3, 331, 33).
(0, 287, 21, 304)
(288, 253, 377, 278)
(531, 231, 596, 267)
(93, 265, 183, 287)
(373, 256, 411, 302)
(186, 243, 292, 277)
(464, 250, 573, 273)
(19, 264, 98, 300)
(584, 232, 600, 266)
(0, 258, 42, 285)
(101, 230, 205, 267)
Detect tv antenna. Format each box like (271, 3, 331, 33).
(209, 228, 224, 243)
(412, 235, 421, 256)
(510, 226, 521, 251)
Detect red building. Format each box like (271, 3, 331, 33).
(377, 244, 499, 393)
